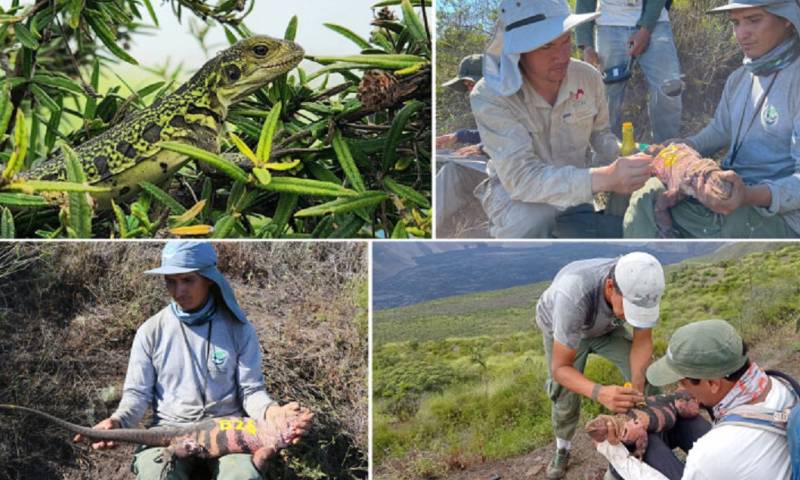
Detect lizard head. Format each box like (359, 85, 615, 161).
(211, 35, 304, 107)
(585, 414, 613, 442)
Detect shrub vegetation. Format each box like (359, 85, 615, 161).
(0, 0, 431, 238)
(374, 245, 800, 478)
(0, 242, 368, 479)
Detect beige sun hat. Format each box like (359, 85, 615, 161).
(483, 0, 599, 96)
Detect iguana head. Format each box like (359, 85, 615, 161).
(206, 35, 305, 108)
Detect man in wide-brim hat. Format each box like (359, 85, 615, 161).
(469, 0, 654, 239)
(625, 0, 800, 239)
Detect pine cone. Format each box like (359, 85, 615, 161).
(358, 70, 399, 110)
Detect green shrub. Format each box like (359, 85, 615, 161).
(0, 1, 432, 238)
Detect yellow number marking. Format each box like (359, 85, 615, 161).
(244, 419, 257, 436)
(218, 418, 256, 436)
(658, 144, 681, 168)
(218, 419, 234, 431)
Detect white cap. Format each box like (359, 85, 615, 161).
(615, 252, 665, 328)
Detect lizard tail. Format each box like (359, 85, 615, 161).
(0, 404, 173, 446)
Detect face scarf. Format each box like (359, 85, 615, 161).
(171, 293, 217, 326)
(712, 361, 770, 419)
(743, 35, 800, 76)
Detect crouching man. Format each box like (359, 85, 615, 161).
(470, 0, 654, 238)
(595, 319, 797, 479)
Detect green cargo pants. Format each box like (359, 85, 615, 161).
(542, 325, 635, 442)
(624, 178, 796, 238)
(132, 445, 262, 480)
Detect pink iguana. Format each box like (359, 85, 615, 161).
(584, 391, 700, 459)
(0, 403, 313, 475)
(648, 143, 732, 238)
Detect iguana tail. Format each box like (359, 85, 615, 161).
(0, 404, 180, 446)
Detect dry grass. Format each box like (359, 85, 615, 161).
(0, 242, 367, 480)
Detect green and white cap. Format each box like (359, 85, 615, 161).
(441, 54, 484, 92)
(646, 319, 748, 387)
(616, 252, 665, 329)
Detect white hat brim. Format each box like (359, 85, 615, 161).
(623, 297, 659, 329)
(144, 266, 200, 275)
(708, 0, 791, 13)
(502, 12, 600, 55)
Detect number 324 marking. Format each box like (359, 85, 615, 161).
(218, 418, 257, 435)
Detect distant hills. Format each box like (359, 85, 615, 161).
(373, 242, 779, 310)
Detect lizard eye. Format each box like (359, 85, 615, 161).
(252, 45, 269, 56)
(225, 65, 241, 82)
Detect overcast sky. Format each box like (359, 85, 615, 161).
(119, 0, 383, 76)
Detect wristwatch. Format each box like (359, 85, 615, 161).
(591, 383, 603, 402)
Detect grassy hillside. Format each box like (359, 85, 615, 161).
(373, 242, 783, 345)
(0, 242, 368, 480)
(374, 245, 800, 479)
(680, 241, 784, 265)
(374, 283, 546, 344)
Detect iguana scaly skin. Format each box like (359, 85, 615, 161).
(0, 403, 313, 473)
(585, 391, 700, 459)
(649, 143, 733, 238)
(21, 35, 304, 208)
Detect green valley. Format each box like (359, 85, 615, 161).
(373, 244, 800, 479)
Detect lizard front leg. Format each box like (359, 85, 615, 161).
(251, 445, 278, 473)
(619, 417, 649, 460)
(654, 189, 683, 238)
(633, 433, 649, 460)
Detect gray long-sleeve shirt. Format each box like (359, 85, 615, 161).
(111, 304, 273, 428)
(535, 258, 623, 349)
(689, 56, 800, 233)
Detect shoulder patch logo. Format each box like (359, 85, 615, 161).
(763, 104, 779, 126)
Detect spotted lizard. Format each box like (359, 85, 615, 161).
(585, 391, 700, 459)
(648, 143, 733, 238)
(0, 403, 313, 474)
(19, 35, 304, 208)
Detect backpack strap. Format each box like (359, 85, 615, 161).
(714, 374, 799, 435)
(717, 405, 791, 435)
(766, 369, 800, 398)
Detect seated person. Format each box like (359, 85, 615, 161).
(471, 0, 651, 238)
(624, 0, 800, 238)
(595, 319, 796, 480)
(436, 54, 485, 157)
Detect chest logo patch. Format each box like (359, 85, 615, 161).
(763, 104, 779, 125)
(564, 90, 593, 122)
(212, 350, 227, 365)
